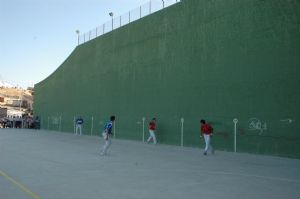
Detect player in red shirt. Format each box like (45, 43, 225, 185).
(147, 118, 157, 144)
(200, 119, 214, 155)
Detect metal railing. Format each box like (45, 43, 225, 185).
(77, 0, 181, 45)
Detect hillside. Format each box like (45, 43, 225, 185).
(0, 87, 33, 113)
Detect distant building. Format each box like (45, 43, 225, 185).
(5, 99, 22, 107)
(0, 107, 7, 118)
(7, 109, 23, 118)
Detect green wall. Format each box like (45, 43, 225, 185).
(34, 0, 300, 158)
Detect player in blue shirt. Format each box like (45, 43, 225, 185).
(100, 115, 116, 155)
(75, 116, 84, 135)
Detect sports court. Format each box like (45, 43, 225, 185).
(0, 129, 300, 199)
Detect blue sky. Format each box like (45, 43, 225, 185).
(0, 0, 175, 88)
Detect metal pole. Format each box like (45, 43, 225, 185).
(149, 0, 152, 14)
(109, 12, 114, 30)
(129, 11, 131, 23)
(140, 6, 142, 18)
(103, 24, 105, 34)
(162, 0, 165, 8)
(76, 30, 80, 45)
(19, 95, 22, 111)
(47, 117, 49, 130)
(59, 116, 62, 131)
(120, 16, 121, 27)
(113, 121, 116, 138)
(233, 118, 238, 152)
(180, 118, 184, 147)
(91, 116, 94, 136)
(142, 117, 146, 142)
(73, 116, 75, 134)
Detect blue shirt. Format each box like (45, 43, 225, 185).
(103, 121, 113, 134)
(76, 118, 83, 125)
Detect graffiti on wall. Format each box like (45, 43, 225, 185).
(247, 118, 267, 134)
(280, 118, 293, 124)
(52, 116, 60, 125)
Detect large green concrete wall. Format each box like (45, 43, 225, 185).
(34, 0, 300, 158)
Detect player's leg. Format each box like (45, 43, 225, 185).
(147, 130, 152, 143)
(79, 125, 82, 135)
(75, 124, 79, 135)
(204, 134, 210, 155)
(152, 132, 157, 144)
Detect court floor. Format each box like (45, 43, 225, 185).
(1, 129, 300, 199)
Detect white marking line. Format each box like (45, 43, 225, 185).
(0, 169, 41, 199)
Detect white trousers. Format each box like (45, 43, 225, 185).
(76, 124, 82, 135)
(204, 134, 213, 153)
(101, 138, 111, 155)
(147, 130, 157, 144)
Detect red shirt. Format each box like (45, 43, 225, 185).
(201, 124, 213, 135)
(149, 121, 156, 130)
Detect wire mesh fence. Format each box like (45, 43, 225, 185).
(77, 0, 181, 45)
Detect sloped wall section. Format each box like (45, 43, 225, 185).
(34, 0, 300, 158)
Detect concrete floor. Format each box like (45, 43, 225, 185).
(0, 129, 300, 199)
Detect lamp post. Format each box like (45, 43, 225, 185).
(75, 30, 80, 45)
(109, 12, 114, 30)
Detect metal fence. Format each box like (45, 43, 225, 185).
(37, 114, 298, 154)
(77, 0, 181, 45)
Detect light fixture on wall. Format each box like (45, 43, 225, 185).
(109, 12, 114, 30)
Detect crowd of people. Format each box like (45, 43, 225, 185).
(0, 115, 40, 129)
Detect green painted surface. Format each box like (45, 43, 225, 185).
(34, 0, 300, 158)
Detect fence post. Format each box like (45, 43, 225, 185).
(113, 121, 116, 138)
(233, 118, 238, 152)
(140, 6, 142, 18)
(142, 117, 146, 142)
(47, 117, 50, 130)
(180, 118, 184, 147)
(73, 116, 75, 134)
(91, 116, 94, 136)
(59, 116, 62, 131)
(129, 11, 131, 23)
